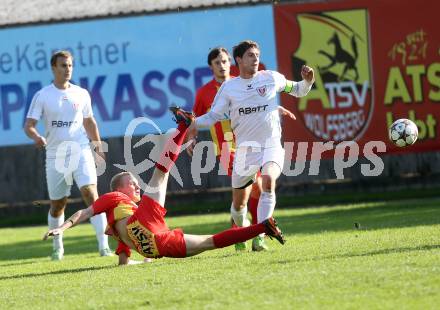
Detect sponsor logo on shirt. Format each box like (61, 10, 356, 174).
(238, 104, 269, 115)
(51, 120, 77, 128)
(127, 220, 160, 258)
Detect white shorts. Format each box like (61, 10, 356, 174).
(45, 144, 97, 200)
(232, 145, 285, 189)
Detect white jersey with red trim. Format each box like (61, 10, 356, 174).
(27, 83, 93, 156)
(195, 70, 312, 148)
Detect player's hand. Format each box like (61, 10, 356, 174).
(185, 124, 198, 157)
(125, 258, 153, 265)
(301, 65, 315, 83)
(278, 106, 296, 120)
(95, 149, 106, 162)
(186, 138, 197, 157)
(126, 259, 143, 265)
(91, 142, 106, 162)
(43, 228, 62, 240)
(34, 135, 47, 148)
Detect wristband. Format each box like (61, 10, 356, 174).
(283, 81, 294, 93)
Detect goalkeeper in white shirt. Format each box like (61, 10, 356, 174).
(24, 50, 112, 260)
(179, 40, 315, 243)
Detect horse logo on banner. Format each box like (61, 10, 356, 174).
(291, 10, 373, 143)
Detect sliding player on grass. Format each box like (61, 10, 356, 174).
(43, 109, 285, 265)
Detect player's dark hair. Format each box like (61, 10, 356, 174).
(207, 47, 229, 65)
(110, 172, 133, 191)
(232, 40, 259, 65)
(50, 50, 73, 67)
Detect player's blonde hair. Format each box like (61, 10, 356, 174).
(110, 172, 134, 191)
(50, 50, 73, 67)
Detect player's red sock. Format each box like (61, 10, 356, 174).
(212, 223, 266, 248)
(155, 121, 189, 173)
(248, 196, 259, 225)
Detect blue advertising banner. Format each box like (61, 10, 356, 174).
(0, 5, 276, 146)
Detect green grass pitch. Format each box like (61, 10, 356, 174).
(1, 198, 440, 309)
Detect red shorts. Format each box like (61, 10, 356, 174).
(126, 195, 187, 258)
(155, 229, 186, 258)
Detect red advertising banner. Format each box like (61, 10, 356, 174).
(274, 0, 440, 156)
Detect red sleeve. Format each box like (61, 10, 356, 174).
(230, 65, 240, 76)
(115, 241, 131, 257)
(92, 192, 127, 215)
(193, 88, 208, 116)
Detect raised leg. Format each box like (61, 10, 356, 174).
(145, 168, 170, 207)
(146, 107, 194, 205)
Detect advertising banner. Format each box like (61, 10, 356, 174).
(0, 5, 277, 146)
(274, 0, 440, 156)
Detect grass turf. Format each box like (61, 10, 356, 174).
(1, 198, 439, 309)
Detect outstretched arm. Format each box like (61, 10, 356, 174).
(188, 86, 229, 155)
(43, 206, 94, 240)
(194, 110, 225, 128)
(283, 65, 315, 97)
(194, 83, 229, 128)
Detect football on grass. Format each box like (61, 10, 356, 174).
(389, 118, 418, 147)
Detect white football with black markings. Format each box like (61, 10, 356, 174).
(389, 118, 418, 147)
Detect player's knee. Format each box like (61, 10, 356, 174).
(80, 185, 98, 204)
(50, 199, 67, 216)
(50, 208, 64, 217)
(237, 203, 246, 210)
(232, 188, 249, 210)
(201, 236, 215, 251)
(233, 201, 246, 211)
(250, 183, 261, 198)
(261, 175, 275, 192)
(262, 184, 272, 192)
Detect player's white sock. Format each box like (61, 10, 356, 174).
(230, 204, 249, 227)
(257, 192, 276, 223)
(90, 212, 109, 251)
(48, 212, 64, 252)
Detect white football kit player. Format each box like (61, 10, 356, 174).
(27, 83, 97, 199)
(195, 70, 313, 188)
